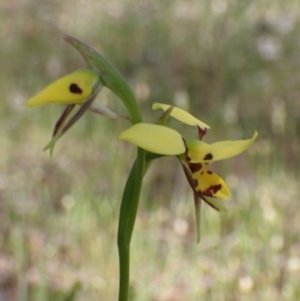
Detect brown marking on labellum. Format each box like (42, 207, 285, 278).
(198, 127, 207, 140)
(204, 153, 213, 160)
(207, 171, 212, 175)
(69, 83, 83, 94)
(201, 171, 204, 175)
(202, 184, 222, 197)
(189, 163, 202, 173)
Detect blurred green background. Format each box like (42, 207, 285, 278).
(1, 0, 300, 300)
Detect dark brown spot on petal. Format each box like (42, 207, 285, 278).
(202, 184, 222, 197)
(204, 153, 213, 160)
(201, 171, 204, 175)
(69, 83, 83, 94)
(189, 163, 202, 173)
(198, 127, 207, 140)
(207, 171, 212, 175)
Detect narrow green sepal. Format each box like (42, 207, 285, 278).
(157, 105, 174, 125)
(202, 196, 228, 213)
(43, 135, 60, 157)
(61, 281, 81, 301)
(193, 191, 202, 243)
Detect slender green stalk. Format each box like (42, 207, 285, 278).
(117, 148, 145, 301)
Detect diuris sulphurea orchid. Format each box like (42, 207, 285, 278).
(25, 32, 259, 300)
(119, 120, 257, 199)
(119, 103, 258, 242)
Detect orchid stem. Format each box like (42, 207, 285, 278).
(117, 147, 146, 301)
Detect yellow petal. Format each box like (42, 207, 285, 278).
(187, 131, 258, 163)
(25, 67, 100, 107)
(192, 168, 230, 199)
(152, 103, 210, 129)
(118, 123, 185, 155)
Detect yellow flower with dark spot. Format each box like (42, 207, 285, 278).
(25, 67, 101, 107)
(119, 103, 257, 203)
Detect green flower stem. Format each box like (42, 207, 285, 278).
(117, 148, 146, 301)
(193, 192, 202, 244)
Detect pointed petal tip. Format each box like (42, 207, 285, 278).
(193, 168, 231, 199)
(61, 32, 73, 42)
(24, 97, 44, 108)
(188, 130, 258, 163)
(25, 68, 100, 107)
(152, 102, 210, 129)
(43, 144, 55, 157)
(203, 197, 228, 213)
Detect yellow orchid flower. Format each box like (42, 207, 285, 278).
(25, 67, 128, 155)
(119, 103, 257, 203)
